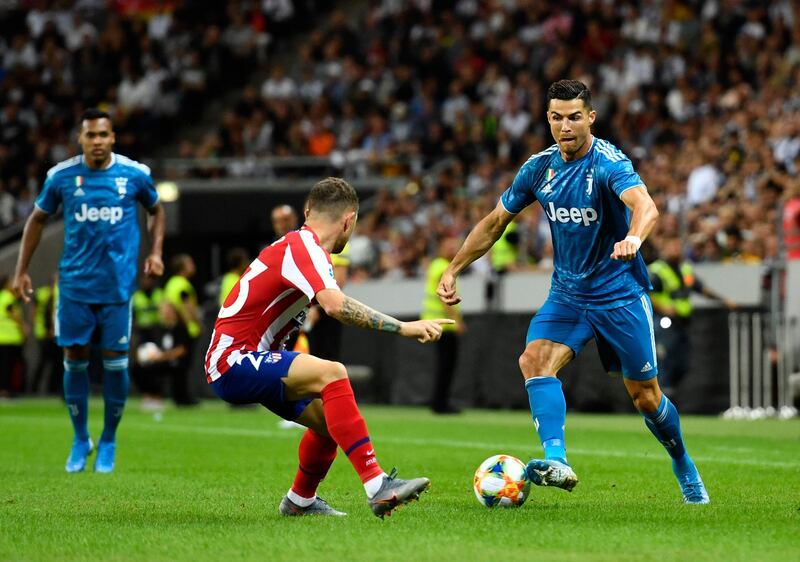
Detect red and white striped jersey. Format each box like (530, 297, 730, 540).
(204, 227, 340, 382)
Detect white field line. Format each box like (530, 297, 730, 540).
(3, 414, 798, 470)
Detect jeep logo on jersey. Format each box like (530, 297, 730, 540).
(545, 201, 598, 226)
(74, 203, 124, 224)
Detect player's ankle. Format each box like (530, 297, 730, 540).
(363, 472, 387, 498)
(545, 455, 568, 465)
(673, 453, 693, 470)
(543, 439, 567, 464)
(287, 489, 316, 507)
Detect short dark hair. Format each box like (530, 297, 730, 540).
(80, 108, 112, 123)
(225, 247, 250, 270)
(547, 80, 592, 110)
(306, 177, 359, 219)
(170, 253, 192, 275)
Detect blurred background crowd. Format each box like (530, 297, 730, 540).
(0, 0, 324, 229)
(3, 0, 799, 280)
(199, 0, 800, 278)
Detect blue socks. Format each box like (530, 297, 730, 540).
(526, 378, 689, 472)
(63, 356, 129, 444)
(64, 360, 90, 441)
(100, 357, 129, 443)
(525, 376, 567, 464)
(641, 394, 688, 465)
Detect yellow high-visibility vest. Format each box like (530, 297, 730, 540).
(648, 260, 695, 318)
(219, 272, 239, 307)
(421, 257, 458, 332)
(0, 289, 24, 345)
(331, 242, 350, 268)
(165, 275, 201, 338)
(491, 222, 518, 272)
(132, 288, 163, 329)
(34, 285, 53, 340)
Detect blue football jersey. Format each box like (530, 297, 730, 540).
(36, 153, 159, 303)
(501, 137, 652, 309)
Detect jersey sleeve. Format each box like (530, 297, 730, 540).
(282, 231, 340, 299)
(607, 157, 645, 198)
(135, 168, 159, 209)
(35, 174, 61, 214)
(500, 162, 538, 214)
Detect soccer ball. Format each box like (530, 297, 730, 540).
(473, 454, 531, 508)
(136, 342, 160, 365)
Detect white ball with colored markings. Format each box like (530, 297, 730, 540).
(473, 454, 531, 508)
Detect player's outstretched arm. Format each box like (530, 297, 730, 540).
(438, 201, 515, 305)
(12, 208, 49, 303)
(316, 288, 454, 343)
(611, 186, 659, 261)
(143, 203, 165, 276)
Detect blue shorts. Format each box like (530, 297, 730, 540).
(210, 350, 311, 421)
(526, 294, 658, 380)
(56, 294, 132, 351)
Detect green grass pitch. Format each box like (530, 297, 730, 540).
(1, 399, 798, 562)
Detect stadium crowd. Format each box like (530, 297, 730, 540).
(181, 0, 799, 278)
(2, 0, 800, 276)
(0, 0, 326, 230)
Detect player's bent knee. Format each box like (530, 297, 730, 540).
(518, 351, 553, 379)
(630, 388, 660, 413)
(519, 353, 533, 377)
(319, 361, 348, 387)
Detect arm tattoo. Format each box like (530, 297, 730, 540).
(340, 296, 401, 333)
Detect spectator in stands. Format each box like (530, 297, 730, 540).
(0, 182, 15, 228)
(784, 179, 800, 260)
(171, 1, 788, 280)
(0, 2, 339, 232)
(261, 64, 296, 101)
(4, 1, 800, 283)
